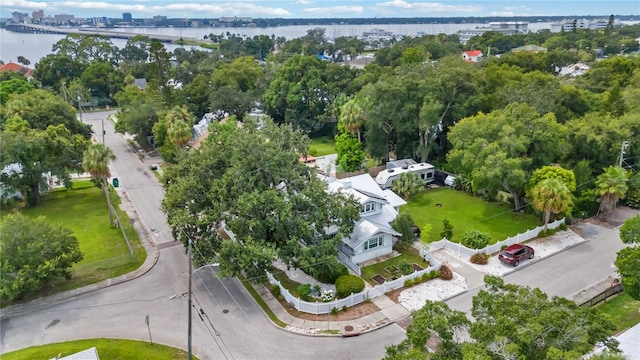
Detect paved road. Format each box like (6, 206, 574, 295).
(0, 111, 405, 359)
(446, 222, 626, 314)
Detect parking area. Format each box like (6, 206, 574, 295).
(398, 229, 588, 311)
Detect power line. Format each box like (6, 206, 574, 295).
(191, 292, 232, 360)
(186, 233, 281, 359)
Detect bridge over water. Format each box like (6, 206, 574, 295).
(5, 23, 201, 43)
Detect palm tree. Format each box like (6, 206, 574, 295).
(530, 178, 573, 230)
(17, 56, 30, 66)
(596, 166, 629, 216)
(83, 144, 117, 227)
(339, 98, 364, 142)
(392, 173, 424, 200)
(166, 106, 194, 149)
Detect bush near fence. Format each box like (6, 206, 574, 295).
(266, 252, 442, 315)
(429, 218, 566, 257)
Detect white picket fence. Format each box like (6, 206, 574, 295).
(428, 218, 566, 257)
(266, 251, 442, 315)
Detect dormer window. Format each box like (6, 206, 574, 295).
(362, 202, 376, 213)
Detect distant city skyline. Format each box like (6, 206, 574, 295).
(2, 0, 639, 20)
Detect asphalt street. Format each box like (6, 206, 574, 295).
(0, 111, 405, 360)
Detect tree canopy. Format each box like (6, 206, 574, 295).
(0, 213, 83, 302)
(447, 103, 566, 209)
(385, 275, 618, 360)
(616, 215, 640, 300)
(162, 117, 360, 280)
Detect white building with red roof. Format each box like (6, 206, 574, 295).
(462, 50, 483, 63)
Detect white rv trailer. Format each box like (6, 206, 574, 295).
(375, 162, 435, 189)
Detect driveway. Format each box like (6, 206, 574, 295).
(445, 220, 631, 314)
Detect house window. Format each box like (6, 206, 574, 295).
(361, 202, 376, 213)
(363, 236, 383, 251)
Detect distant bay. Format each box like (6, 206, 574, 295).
(1, 22, 555, 65)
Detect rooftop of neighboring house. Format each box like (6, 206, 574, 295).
(0, 62, 34, 78)
(512, 44, 548, 52)
(463, 50, 483, 57)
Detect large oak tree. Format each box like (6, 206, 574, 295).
(162, 117, 360, 280)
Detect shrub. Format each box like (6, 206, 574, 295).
(313, 262, 349, 284)
(501, 244, 508, 250)
(297, 284, 312, 301)
(399, 261, 413, 275)
(429, 270, 439, 280)
(272, 285, 281, 298)
(440, 219, 454, 240)
(470, 253, 489, 265)
(461, 230, 491, 249)
(335, 275, 365, 298)
(558, 223, 568, 231)
(438, 265, 453, 280)
(404, 278, 415, 287)
(331, 307, 339, 315)
(342, 305, 348, 312)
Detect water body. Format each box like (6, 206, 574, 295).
(1, 22, 556, 65)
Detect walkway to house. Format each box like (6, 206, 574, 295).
(272, 260, 336, 293)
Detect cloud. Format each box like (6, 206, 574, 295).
(302, 5, 364, 15)
(373, 0, 483, 14)
(2, 0, 291, 17)
(2, 0, 51, 10)
(294, 0, 313, 4)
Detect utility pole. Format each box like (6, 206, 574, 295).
(101, 118, 105, 144)
(619, 141, 629, 168)
(77, 95, 83, 123)
(187, 239, 193, 360)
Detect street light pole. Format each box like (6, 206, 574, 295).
(187, 239, 193, 360)
(619, 141, 629, 168)
(77, 96, 83, 123)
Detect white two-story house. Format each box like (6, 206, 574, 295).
(324, 174, 407, 270)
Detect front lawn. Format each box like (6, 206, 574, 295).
(596, 293, 640, 332)
(6, 181, 146, 297)
(361, 246, 428, 285)
(2, 338, 195, 360)
(404, 187, 539, 244)
(309, 136, 336, 156)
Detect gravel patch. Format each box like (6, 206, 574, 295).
(399, 272, 467, 312)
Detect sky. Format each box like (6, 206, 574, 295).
(2, 0, 639, 19)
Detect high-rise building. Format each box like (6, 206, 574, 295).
(123, 12, 132, 22)
(32, 10, 45, 24)
(11, 11, 29, 23)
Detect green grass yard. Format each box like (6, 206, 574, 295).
(404, 187, 539, 244)
(5, 181, 146, 298)
(309, 136, 336, 157)
(2, 338, 195, 360)
(596, 293, 640, 332)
